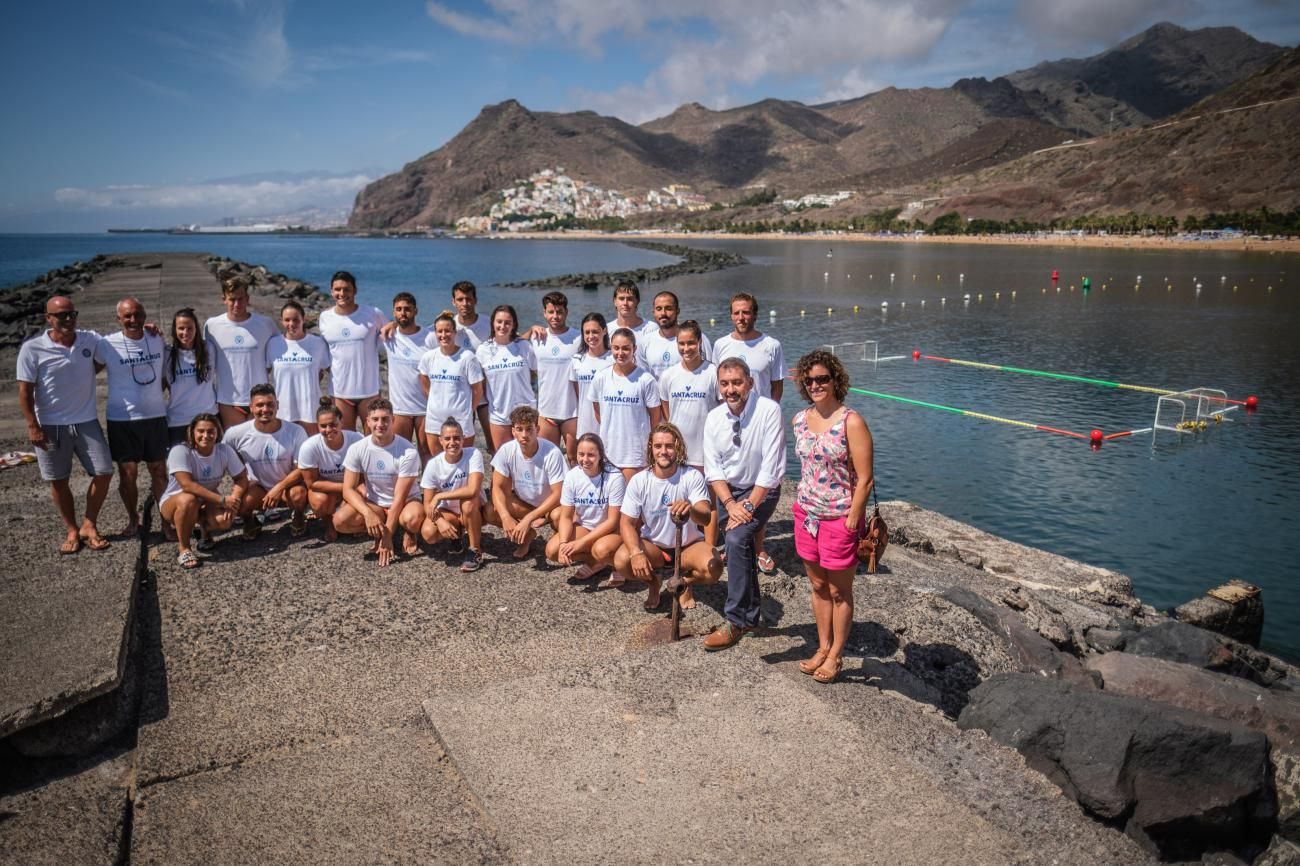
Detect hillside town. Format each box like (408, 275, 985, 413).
(455, 168, 712, 232)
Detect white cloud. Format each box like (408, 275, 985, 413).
(427, 0, 961, 119)
(52, 174, 373, 214)
(814, 68, 886, 105)
(147, 0, 306, 89)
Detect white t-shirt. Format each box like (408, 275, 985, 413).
(659, 362, 720, 468)
(222, 419, 307, 489)
(569, 351, 614, 439)
(621, 466, 709, 548)
(533, 327, 582, 420)
(561, 465, 626, 530)
(476, 340, 537, 426)
(342, 435, 420, 506)
(318, 305, 386, 399)
(159, 442, 245, 507)
(420, 447, 487, 514)
(637, 329, 713, 380)
(490, 438, 567, 508)
(589, 365, 661, 469)
(712, 332, 786, 400)
(455, 315, 491, 351)
(418, 347, 484, 434)
(93, 331, 167, 422)
(163, 347, 218, 428)
(381, 327, 435, 416)
(297, 430, 363, 483)
(266, 334, 331, 424)
(16, 330, 102, 425)
(204, 312, 277, 406)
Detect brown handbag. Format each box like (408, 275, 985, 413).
(856, 486, 888, 573)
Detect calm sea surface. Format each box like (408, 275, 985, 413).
(4, 234, 1298, 658)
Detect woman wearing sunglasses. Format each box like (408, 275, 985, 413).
(790, 350, 874, 684)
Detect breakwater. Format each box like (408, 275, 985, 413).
(498, 240, 746, 289)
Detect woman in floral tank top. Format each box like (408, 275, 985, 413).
(791, 350, 875, 684)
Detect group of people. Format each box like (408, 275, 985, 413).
(17, 274, 874, 681)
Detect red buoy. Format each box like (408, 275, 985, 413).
(912, 350, 921, 361)
(1089, 429, 1104, 448)
(1246, 395, 1259, 411)
(1052, 269, 1060, 281)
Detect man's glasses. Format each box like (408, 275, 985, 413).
(48, 310, 78, 322)
(131, 353, 157, 386)
(731, 420, 742, 447)
(804, 374, 833, 387)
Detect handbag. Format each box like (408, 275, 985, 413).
(855, 485, 888, 573)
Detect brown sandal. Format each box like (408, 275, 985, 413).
(799, 649, 830, 675)
(812, 655, 843, 684)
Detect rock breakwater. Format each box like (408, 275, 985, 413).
(0, 255, 130, 349)
(498, 240, 746, 290)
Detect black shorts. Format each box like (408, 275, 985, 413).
(107, 417, 169, 463)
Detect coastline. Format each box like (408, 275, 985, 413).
(489, 228, 1300, 254)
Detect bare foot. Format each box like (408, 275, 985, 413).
(512, 530, 535, 559)
(530, 517, 547, 529)
(680, 585, 696, 610)
(644, 580, 661, 611)
(163, 523, 178, 542)
(324, 523, 338, 542)
(402, 533, 421, 556)
(121, 521, 140, 538)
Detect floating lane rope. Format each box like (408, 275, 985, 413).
(917, 353, 1256, 406)
(844, 385, 1091, 441)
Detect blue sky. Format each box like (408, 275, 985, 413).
(2, 0, 1294, 232)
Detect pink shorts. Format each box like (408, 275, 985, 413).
(792, 501, 862, 571)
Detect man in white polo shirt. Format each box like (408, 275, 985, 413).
(94, 297, 169, 537)
(490, 405, 567, 560)
(334, 398, 423, 567)
(223, 383, 309, 539)
(615, 422, 721, 612)
(381, 291, 434, 459)
(16, 295, 113, 554)
(701, 357, 786, 650)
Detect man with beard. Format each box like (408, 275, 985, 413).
(636, 290, 713, 380)
(381, 292, 434, 459)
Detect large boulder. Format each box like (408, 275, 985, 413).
(1125, 620, 1284, 687)
(958, 672, 1275, 860)
(940, 587, 1095, 687)
(1175, 581, 1265, 647)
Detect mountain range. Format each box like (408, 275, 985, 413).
(348, 23, 1292, 230)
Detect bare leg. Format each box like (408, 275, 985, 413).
(118, 461, 141, 535)
(678, 540, 723, 610)
(489, 423, 513, 453)
(425, 428, 444, 459)
(539, 417, 562, 447)
(308, 490, 342, 540)
(334, 397, 359, 433)
(559, 418, 578, 464)
(295, 420, 319, 436)
(49, 479, 81, 553)
(824, 566, 856, 662)
(476, 404, 493, 453)
(162, 493, 201, 557)
(81, 473, 112, 547)
(805, 562, 834, 659)
(218, 403, 250, 430)
(399, 500, 424, 555)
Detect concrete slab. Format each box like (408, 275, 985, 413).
(423, 647, 1023, 865)
(0, 464, 141, 737)
(0, 749, 133, 866)
(130, 725, 505, 866)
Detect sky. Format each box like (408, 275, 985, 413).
(2, 0, 1295, 232)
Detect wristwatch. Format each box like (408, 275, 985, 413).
(742, 501, 755, 514)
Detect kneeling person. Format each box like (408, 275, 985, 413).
(334, 399, 423, 566)
(490, 406, 566, 559)
(615, 422, 721, 611)
(222, 384, 309, 538)
(545, 433, 626, 582)
(420, 417, 494, 572)
(159, 414, 249, 568)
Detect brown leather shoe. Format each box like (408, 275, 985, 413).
(703, 622, 750, 651)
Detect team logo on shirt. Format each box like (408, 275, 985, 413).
(551, 346, 559, 356)
(235, 335, 245, 345)
(201, 466, 212, 478)
(662, 351, 671, 362)
(376, 459, 386, 470)
(342, 327, 352, 337)
(402, 346, 411, 357)
(263, 445, 273, 457)
(659, 491, 671, 506)
(523, 469, 534, 481)
(81, 348, 91, 357)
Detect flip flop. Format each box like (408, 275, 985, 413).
(598, 573, 626, 589)
(177, 550, 202, 569)
(80, 534, 111, 551)
(757, 551, 777, 574)
(60, 536, 82, 555)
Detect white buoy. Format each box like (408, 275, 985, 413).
(995, 291, 1000, 299)
(846, 273, 851, 279)
(800, 310, 806, 317)
(977, 293, 983, 301)
(880, 301, 888, 308)
(890, 273, 895, 281)
(824, 272, 829, 279)
(900, 301, 906, 309)
(769, 310, 776, 319)
(1137, 275, 1142, 282)
(709, 318, 716, 326)
(853, 305, 859, 313)
(959, 273, 965, 282)
(827, 307, 833, 315)
(921, 299, 926, 307)
(941, 298, 946, 305)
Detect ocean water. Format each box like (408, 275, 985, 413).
(4, 233, 1298, 659)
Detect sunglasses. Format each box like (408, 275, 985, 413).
(731, 420, 742, 447)
(804, 374, 833, 387)
(49, 310, 79, 321)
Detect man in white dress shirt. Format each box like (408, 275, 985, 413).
(16, 295, 113, 553)
(700, 357, 786, 650)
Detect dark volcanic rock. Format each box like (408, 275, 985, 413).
(958, 672, 1275, 860)
(0, 255, 127, 349)
(941, 586, 1095, 687)
(203, 256, 329, 323)
(498, 241, 746, 290)
(1176, 580, 1265, 647)
(1125, 620, 1282, 688)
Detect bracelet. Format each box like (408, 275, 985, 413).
(722, 498, 735, 508)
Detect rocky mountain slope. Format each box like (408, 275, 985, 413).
(348, 23, 1286, 229)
